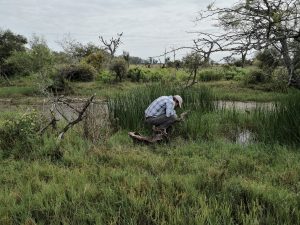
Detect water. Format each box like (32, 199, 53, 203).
(236, 129, 254, 146)
(215, 101, 274, 111)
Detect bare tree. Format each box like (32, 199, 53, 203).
(196, 0, 300, 86)
(99, 33, 123, 58)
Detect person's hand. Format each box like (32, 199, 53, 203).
(179, 110, 190, 121)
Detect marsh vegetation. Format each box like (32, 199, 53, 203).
(1, 0, 300, 223)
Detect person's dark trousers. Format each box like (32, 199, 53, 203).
(145, 115, 177, 130)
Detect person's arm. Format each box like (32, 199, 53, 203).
(165, 100, 176, 117)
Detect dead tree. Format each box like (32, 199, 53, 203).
(99, 33, 123, 58)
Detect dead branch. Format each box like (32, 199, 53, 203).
(56, 97, 81, 113)
(38, 105, 59, 135)
(57, 94, 96, 143)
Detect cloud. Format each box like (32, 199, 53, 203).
(0, 0, 236, 60)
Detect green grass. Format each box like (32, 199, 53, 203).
(0, 66, 299, 224)
(0, 131, 300, 224)
(0, 86, 37, 98)
(199, 81, 290, 102)
(0, 101, 300, 224)
(251, 92, 300, 146)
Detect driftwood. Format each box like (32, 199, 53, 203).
(128, 132, 165, 144)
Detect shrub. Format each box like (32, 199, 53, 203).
(47, 73, 73, 95)
(2, 36, 55, 77)
(2, 51, 33, 76)
(58, 63, 96, 82)
(127, 67, 143, 82)
(243, 68, 268, 85)
(83, 51, 108, 71)
(254, 48, 281, 72)
(109, 58, 128, 81)
(270, 67, 289, 92)
(97, 70, 114, 83)
(0, 111, 40, 159)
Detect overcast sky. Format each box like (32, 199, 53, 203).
(1, 0, 236, 60)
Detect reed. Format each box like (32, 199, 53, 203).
(252, 92, 300, 146)
(108, 82, 216, 132)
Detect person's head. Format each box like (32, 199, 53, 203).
(173, 95, 183, 108)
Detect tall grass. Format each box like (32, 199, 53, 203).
(252, 92, 300, 146)
(1, 132, 300, 224)
(108, 83, 215, 132)
(1, 102, 300, 224)
(0, 86, 37, 97)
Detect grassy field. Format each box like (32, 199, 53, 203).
(0, 83, 300, 224)
(0, 130, 300, 224)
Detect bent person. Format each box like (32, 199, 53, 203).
(144, 95, 183, 134)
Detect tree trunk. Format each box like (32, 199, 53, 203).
(280, 39, 295, 86)
(241, 52, 247, 68)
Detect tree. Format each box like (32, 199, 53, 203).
(99, 33, 123, 58)
(29, 35, 54, 72)
(183, 52, 203, 87)
(196, 0, 300, 86)
(0, 29, 27, 65)
(0, 29, 27, 78)
(3, 35, 54, 77)
(59, 36, 102, 59)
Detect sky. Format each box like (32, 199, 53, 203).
(0, 0, 236, 61)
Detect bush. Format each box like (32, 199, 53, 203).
(2, 51, 33, 76)
(270, 67, 289, 92)
(127, 67, 143, 82)
(0, 111, 40, 159)
(254, 48, 281, 72)
(243, 68, 268, 85)
(2, 38, 55, 77)
(83, 51, 108, 71)
(58, 63, 96, 82)
(109, 58, 128, 81)
(97, 70, 114, 83)
(47, 73, 73, 95)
